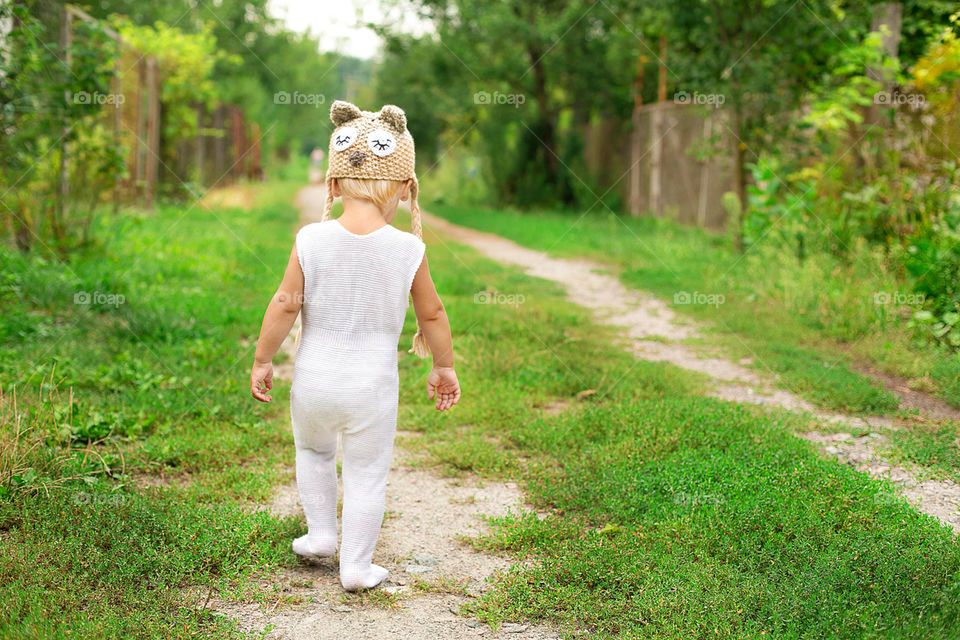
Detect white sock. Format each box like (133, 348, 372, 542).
(337, 427, 394, 591)
(294, 446, 338, 559)
(340, 562, 389, 591)
(291, 534, 337, 560)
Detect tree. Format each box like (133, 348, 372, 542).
(650, 0, 859, 247)
(84, 0, 363, 157)
(378, 0, 637, 208)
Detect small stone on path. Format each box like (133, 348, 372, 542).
(405, 564, 435, 574)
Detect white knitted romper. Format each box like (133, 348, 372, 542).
(291, 218, 426, 590)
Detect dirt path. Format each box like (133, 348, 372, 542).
(214, 187, 560, 639)
(420, 211, 960, 532)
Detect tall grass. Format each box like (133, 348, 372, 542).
(0, 366, 110, 498)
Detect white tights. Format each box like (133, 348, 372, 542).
(290, 364, 398, 591)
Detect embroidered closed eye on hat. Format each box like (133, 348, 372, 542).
(321, 100, 429, 358)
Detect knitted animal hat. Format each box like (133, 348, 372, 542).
(321, 100, 429, 358)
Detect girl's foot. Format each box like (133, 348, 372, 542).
(292, 534, 337, 561)
(340, 563, 389, 591)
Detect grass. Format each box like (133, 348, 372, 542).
(398, 206, 960, 638)
(465, 401, 960, 638)
(2, 177, 959, 639)
(884, 419, 960, 484)
(423, 202, 960, 414)
(0, 180, 306, 637)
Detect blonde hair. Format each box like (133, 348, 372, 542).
(319, 175, 429, 358)
(335, 177, 405, 208)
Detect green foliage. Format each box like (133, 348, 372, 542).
(377, 0, 639, 209)
(742, 16, 960, 353)
(744, 156, 818, 260)
(88, 0, 368, 157)
(113, 19, 232, 141)
(0, 180, 305, 636)
(912, 11, 960, 157)
(802, 31, 895, 133)
(0, 4, 124, 252)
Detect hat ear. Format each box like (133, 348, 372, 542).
(330, 100, 362, 126)
(378, 104, 407, 135)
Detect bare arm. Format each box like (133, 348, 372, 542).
(410, 254, 460, 410)
(411, 254, 453, 366)
(251, 243, 304, 402)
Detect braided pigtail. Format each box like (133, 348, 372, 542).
(408, 175, 430, 359)
(321, 175, 335, 222)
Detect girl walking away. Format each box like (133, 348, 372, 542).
(250, 100, 461, 591)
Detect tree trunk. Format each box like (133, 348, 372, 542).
(528, 43, 557, 184)
(865, 2, 902, 128)
(56, 6, 72, 239)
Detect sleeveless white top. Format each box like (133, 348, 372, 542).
(294, 219, 426, 361)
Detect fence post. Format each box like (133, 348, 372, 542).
(213, 106, 225, 182)
(231, 106, 246, 181)
(696, 115, 713, 227)
(249, 122, 262, 181)
(135, 56, 146, 204)
(195, 104, 205, 187)
(111, 40, 121, 215)
(144, 55, 159, 208)
(649, 35, 667, 218)
(629, 53, 646, 216)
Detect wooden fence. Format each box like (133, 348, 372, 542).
(583, 104, 736, 229)
(63, 5, 262, 210)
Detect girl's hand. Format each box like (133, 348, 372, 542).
(250, 360, 274, 402)
(427, 366, 461, 411)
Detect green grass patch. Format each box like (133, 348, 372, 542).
(425, 202, 951, 414)
(0, 487, 301, 637)
(749, 343, 899, 414)
(0, 180, 307, 637)
(884, 419, 960, 484)
(462, 401, 960, 638)
(401, 211, 960, 638)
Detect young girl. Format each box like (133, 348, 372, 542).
(249, 100, 461, 591)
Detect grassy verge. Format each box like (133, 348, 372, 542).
(0, 181, 306, 637)
(424, 203, 960, 414)
(398, 216, 960, 638)
(883, 419, 960, 485)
